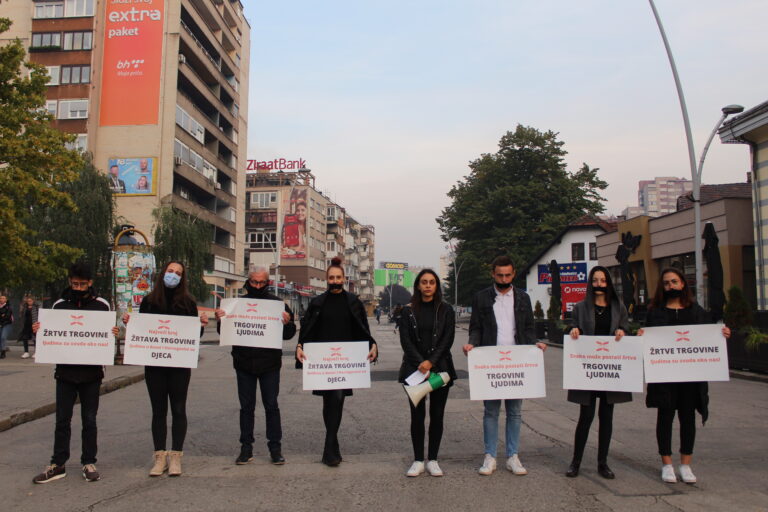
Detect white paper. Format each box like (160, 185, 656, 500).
(563, 335, 644, 393)
(302, 341, 371, 390)
(642, 324, 729, 383)
(218, 298, 285, 349)
(35, 309, 115, 366)
(123, 313, 201, 368)
(405, 369, 429, 387)
(467, 345, 546, 400)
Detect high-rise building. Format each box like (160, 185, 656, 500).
(621, 177, 692, 219)
(3, 0, 251, 305)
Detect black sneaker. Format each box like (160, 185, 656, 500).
(270, 450, 286, 465)
(82, 464, 100, 482)
(33, 464, 66, 484)
(235, 445, 253, 465)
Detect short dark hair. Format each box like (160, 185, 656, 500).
(68, 262, 92, 280)
(491, 255, 515, 271)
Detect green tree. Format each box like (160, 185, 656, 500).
(437, 125, 607, 304)
(152, 207, 213, 301)
(0, 18, 85, 289)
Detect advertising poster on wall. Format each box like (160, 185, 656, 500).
(108, 157, 157, 195)
(113, 250, 155, 313)
(280, 186, 307, 263)
(99, 0, 165, 126)
(374, 269, 415, 289)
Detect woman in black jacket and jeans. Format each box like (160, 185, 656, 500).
(399, 269, 456, 478)
(123, 261, 208, 477)
(295, 257, 377, 466)
(639, 267, 730, 484)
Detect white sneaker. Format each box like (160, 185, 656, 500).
(661, 464, 677, 483)
(21, 352, 30, 359)
(405, 461, 425, 477)
(425, 460, 443, 477)
(506, 454, 528, 475)
(678, 464, 697, 484)
(478, 454, 496, 476)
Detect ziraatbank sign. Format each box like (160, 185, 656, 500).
(246, 158, 306, 171)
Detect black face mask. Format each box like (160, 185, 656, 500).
(328, 283, 343, 291)
(664, 288, 684, 299)
(592, 286, 608, 294)
(70, 288, 88, 299)
(245, 282, 267, 295)
(494, 281, 512, 290)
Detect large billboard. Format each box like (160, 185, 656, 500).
(374, 269, 414, 289)
(108, 157, 157, 195)
(280, 187, 307, 262)
(99, 0, 165, 126)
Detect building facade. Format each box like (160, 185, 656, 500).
(622, 177, 692, 219)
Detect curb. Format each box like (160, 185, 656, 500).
(0, 371, 145, 433)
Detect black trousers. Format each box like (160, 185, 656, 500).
(52, 378, 101, 466)
(409, 386, 450, 461)
(656, 407, 696, 456)
(322, 390, 346, 457)
(572, 391, 614, 464)
(145, 366, 191, 451)
(235, 369, 281, 452)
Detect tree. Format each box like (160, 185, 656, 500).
(437, 125, 607, 304)
(378, 284, 412, 312)
(0, 18, 85, 289)
(152, 207, 213, 301)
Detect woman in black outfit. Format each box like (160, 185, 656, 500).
(295, 257, 377, 466)
(399, 269, 456, 478)
(122, 261, 208, 477)
(639, 267, 730, 484)
(565, 266, 630, 479)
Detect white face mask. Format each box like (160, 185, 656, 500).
(163, 272, 181, 288)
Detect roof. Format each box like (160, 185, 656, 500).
(718, 100, 768, 143)
(676, 182, 752, 210)
(520, 215, 617, 276)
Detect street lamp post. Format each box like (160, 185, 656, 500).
(648, 0, 743, 304)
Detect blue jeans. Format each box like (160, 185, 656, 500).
(0, 324, 11, 352)
(483, 399, 522, 457)
(235, 369, 282, 452)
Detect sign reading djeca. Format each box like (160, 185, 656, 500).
(246, 159, 307, 171)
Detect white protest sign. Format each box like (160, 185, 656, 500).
(643, 324, 729, 383)
(302, 341, 371, 391)
(35, 309, 115, 365)
(468, 345, 546, 400)
(123, 313, 201, 368)
(218, 298, 285, 349)
(563, 336, 644, 393)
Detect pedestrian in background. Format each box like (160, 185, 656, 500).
(639, 267, 730, 484)
(399, 269, 456, 477)
(18, 295, 39, 359)
(0, 295, 13, 359)
(295, 257, 378, 466)
(122, 261, 208, 477)
(565, 266, 630, 479)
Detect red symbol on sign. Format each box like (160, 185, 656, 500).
(330, 347, 343, 357)
(499, 350, 512, 361)
(595, 340, 610, 352)
(675, 330, 690, 342)
(69, 314, 84, 326)
(158, 319, 171, 330)
(246, 302, 259, 313)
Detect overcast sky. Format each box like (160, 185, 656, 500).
(242, 0, 766, 270)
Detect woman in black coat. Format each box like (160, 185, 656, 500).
(565, 266, 630, 479)
(295, 257, 377, 466)
(639, 267, 730, 485)
(399, 269, 456, 478)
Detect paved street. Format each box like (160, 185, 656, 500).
(0, 321, 766, 511)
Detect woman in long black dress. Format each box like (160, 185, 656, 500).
(295, 257, 377, 466)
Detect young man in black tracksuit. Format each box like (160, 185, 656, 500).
(215, 269, 296, 465)
(32, 263, 114, 484)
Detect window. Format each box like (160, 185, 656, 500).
(214, 256, 235, 274)
(45, 100, 58, 116)
(45, 66, 60, 86)
(247, 231, 276, 249)
(571, 242, 585, 261)
(60, 65, 91, 84)
(202, 160, 217, 181)
(250, 192, 277, 208)
(173, 139, 202, 171)
(175, 105, 204, 143)
(58, 99, 88, 119)
(327, 241, 336, 252)
(64, 0, 94, 17)
(65, 134, 87, 152)
(34, 2, 65, 19)
(31, 32, 62, 48)
(63, 31, 92, 50)
(589, 242, 597, 261)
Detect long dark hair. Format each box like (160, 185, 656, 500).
(587, 265, 616, 304)
(145, 261, 197, 313)
(411, 268, 443, 315)
(650, 267, 694, 309)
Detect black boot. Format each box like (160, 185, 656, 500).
(597, 462, 615, 479)
(235, 444, 253, 465)
(322, 438, 341, 466)
(565, 460, 580, 478)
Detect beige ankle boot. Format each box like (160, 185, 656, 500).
(149, 450, 168, 477)
(168, 450, 183, 476)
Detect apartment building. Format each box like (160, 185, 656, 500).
(622, 177, 692, 219)
(3, 0, 250, 304)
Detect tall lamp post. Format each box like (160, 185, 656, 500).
(648, 0, 743, 304)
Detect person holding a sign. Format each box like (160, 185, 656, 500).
(463, 255, 546, 476)
(295, 257, 378, 467)
(565, 266, 630, 479)
(122, 261, 208, 477)
(31, 263, 112, 484)
(214, 268, 296, 466)
(398, 269, 457, 477)
(639, 267, 730, 484)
